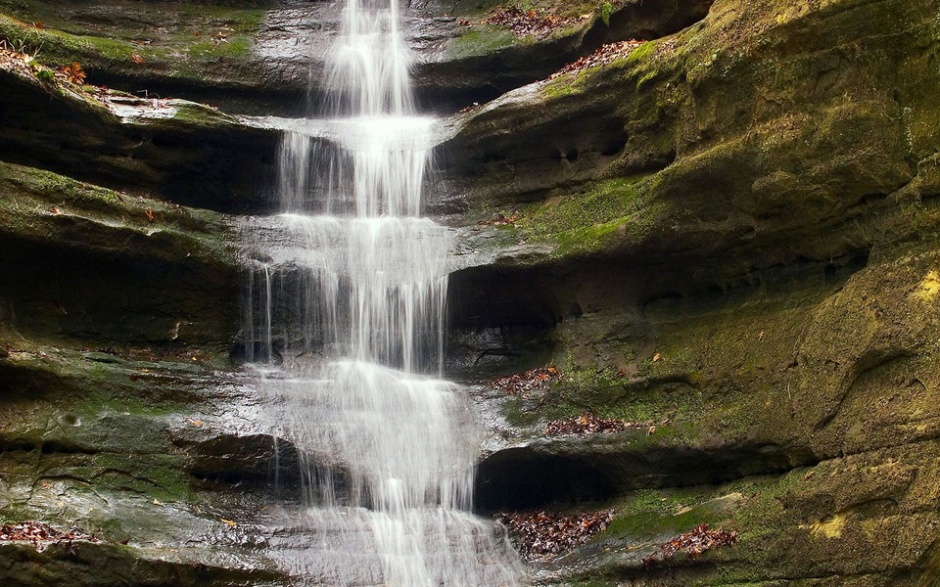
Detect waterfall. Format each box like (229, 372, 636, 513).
(243, 1, 523, 585)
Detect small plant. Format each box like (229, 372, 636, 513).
(35, 67, 54, 83)
(600, 1, 614, 26)
(6, 37, 43, 62)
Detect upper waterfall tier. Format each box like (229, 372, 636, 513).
(323, 0, 414, 117)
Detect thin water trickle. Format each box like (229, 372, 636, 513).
(243, 1, 523, 585)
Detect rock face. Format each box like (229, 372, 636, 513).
(0, 65, 281, 213)
(438, 0, 940, 585)
(0, 0, 715, 114)
(2, 0, 940, 585)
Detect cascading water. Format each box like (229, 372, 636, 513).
(243, 1, 523, 585)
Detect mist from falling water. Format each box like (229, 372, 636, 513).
(243, 1, 523, 585)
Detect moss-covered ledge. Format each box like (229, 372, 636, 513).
(0, 59, 279, 213)
(534, 440, 940, 586)
(469, 245, 940, 586)
(437, 0, 939, 220)
(0, 161, 240, 346)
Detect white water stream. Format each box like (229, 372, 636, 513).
(243, 1, 523, 585)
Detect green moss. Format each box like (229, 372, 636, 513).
(0, 14, 152, 65)
(82, 453, 193, 503)
(170, 102, 233, 125)
(499, 363, 706, 430)
(447, 25, 519, 59)
(0, 4, 265, 88)
(452, 0, 602, 18)
(177, 4, 266, 32)
(518, 177, 644, 238)
(0, 0, 51, 24)
(604, 488, 726, 539)
(627, 40, 657, 63)
(504, 175, 676, 260)
(185, 36, 252, 59)
(0, 161, 234, 267)
(541, 73, 584, 98)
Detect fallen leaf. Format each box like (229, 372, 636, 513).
(548, 40, 644, 80)
(658, 523, 738, 560)
(0, 522, 101, 552)
(546, 413, 649, 436)
(492, 366, 562, 396)
(477, 210, 522, 226)
(483, 7, 582, 38)
(221, 519, 237, 528)
(497, 509, 613, 560)
(56, 62, 85, 84)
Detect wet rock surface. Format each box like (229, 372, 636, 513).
(0, 161, 240, 345)
(0, 63, 281, 213)
(2, 0, 940, 585)
(0, 0, 715, 115)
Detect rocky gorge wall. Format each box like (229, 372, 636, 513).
(1, 0, 939, 585)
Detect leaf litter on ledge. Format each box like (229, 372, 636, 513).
(549, 39, 645, 80)
(497, 509, 614, 560)
(545, 413, 654, 436)
(491, 366, 562, 397)
(0, 522, 102, 552)
(642, 523, 738, 569)
(481, 7, 584, 38)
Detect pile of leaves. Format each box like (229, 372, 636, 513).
(0, 522, 101, 552)
(549, 39, 645, 79)
(643, 523, 738, 568)
(483, 7, 581, 38)
(56, 62, 85, 84)
(477, 210, 522, 226)
(545, 413, 651, 436)
(492, 366, 562, 396)
(497, 509, 614, 560)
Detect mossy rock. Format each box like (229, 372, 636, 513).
(0, 161, 241, 346)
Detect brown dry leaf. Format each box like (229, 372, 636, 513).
(483, 7, 581, 38)
(131, 53, 145, 65)
(221, 519, 237, 528)
(57, 62, 86, 84)
(652, 353, 661, 362)
(548, 40, 644, 80)
(0, 522, 101, 552)
(546, 413, 650, 436)
(492, 366, 562, 396)
(497, 509, 613, 560)
(643, 524, 738, 569)
(144, 208, 155, 223)
(477, 210, 522, 226)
